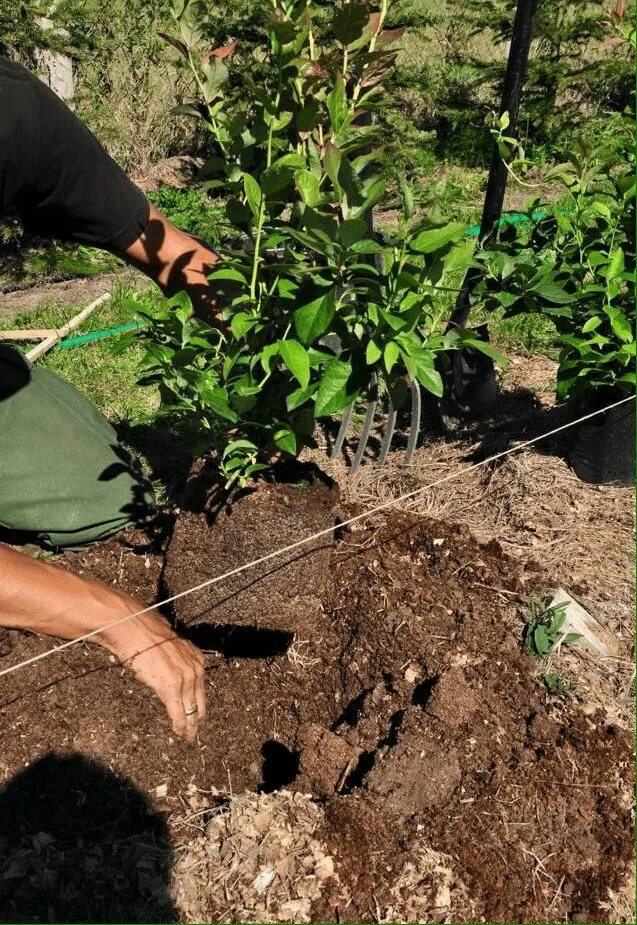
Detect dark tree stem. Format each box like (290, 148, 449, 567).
(449, 0, 539, 329)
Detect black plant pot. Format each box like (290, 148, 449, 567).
(438, 323, 499, 425)
(566, 388, 635, 486)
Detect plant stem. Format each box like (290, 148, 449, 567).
(249, 95, 279, 305)
(352, 0, 388, 102)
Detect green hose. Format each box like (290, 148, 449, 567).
(54, 208, 553, 352)
(57, 320, 144, 349)
(466, 208, 550, 237)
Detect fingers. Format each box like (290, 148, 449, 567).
(121, 624, 207, 743)
(165, 687, 189, 741)
(195, 651, 207, 720)
(180, 644, 204, 743)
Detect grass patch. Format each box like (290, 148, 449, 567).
(475, 307, 558, 358)
(0, 283, 162, 422)
(0, 240, 121, 290)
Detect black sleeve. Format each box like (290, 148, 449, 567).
(0, 58, 149, 251)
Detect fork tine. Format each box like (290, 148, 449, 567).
(331, 403, 354, 458)
(403, 380, 421, 467)
(350, 400, 377, 473)
(377, 402, 397, 467)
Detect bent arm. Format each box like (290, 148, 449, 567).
(119, 204, 224, 324)
(0, 544, 205, 740)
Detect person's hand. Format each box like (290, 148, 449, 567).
(0, 544, 206, 742)
(102, 607, 206, 743)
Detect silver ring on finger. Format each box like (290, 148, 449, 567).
(184, 705, 198, 716)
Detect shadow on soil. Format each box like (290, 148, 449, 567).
(183, 622, 294, 658)
(115, 418, 196, 505)
(448, 386, 574, 463)
(0, 753, 176, 923)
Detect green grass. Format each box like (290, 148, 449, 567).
(0, 283, 163, 422)
(473, 307, 559, 358)
(0, 239, 121, 290)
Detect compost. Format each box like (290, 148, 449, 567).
(0, 493, 633, 924)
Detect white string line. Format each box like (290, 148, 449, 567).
(0, 394, 633, 680)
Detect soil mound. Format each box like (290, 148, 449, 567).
(0, 509, 632, 923)
(165, 478, 339, 634)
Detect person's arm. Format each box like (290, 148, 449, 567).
(120, 203, 225, 325)
(0, 544, 205, 742)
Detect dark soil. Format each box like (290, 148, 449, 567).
(0, 503, 633, 923)
(166, 476, 339, 634)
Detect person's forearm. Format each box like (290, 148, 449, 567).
(0, 543, 143, 652)
(120, 204, 222, 322)
(0, 543, 206, 740)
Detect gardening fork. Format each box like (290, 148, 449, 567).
(330, 377, 423, 473)
(320, 333, 423, 473)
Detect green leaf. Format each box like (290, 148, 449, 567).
(462, 337, 509, 369)
(230, 312, 256, 339)
(607, 308, 633, 343)
(563, 633, 582, 646)
(415, 365, 444, 397)
(295, 170, 321, 207)
(582, 316, 603, 334)
(243, 173, 262, 217)
(333, 2, 368, 44)
(226, 198, 251, 226)
(223, 439, 258, 458)
(352, 176, 385, 218)
(338, 218, 368, 248)
(273, 428, 297, 455)
(286, 382, 317, 411)
(200, 386, 238, 423)
(350, 238, 383, 254)
(534, 626, 550, 655)
(607, 247, 625, 281)
(208, 267, 248, 283)
(366, 339, 382, 364)
(279, 339, 310, 388)
(297, 100, 321, 133)
(315, 357, 355, 416)
(293, 290, 336, 345)
(444, 239, 475, 272)
(411, 222, 465, 254)
(398, 177, 414, 221)
(323, 142, 342, 194)
(532, 279, 576, 304)
(326, 73, 348, 133)
(589, 200, 612, 221)
(384, 341, 400, 373)
(260, 163, 294, 196)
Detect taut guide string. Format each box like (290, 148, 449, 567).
(0, 394, 633, 680)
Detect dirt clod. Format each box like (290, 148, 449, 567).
(297, 724, 361, 798)
(424, 669, 481, 730)
(166, 479, 339, 635)
(367, 736, 462, 815)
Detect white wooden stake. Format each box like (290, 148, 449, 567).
(25, 292, 111, 362)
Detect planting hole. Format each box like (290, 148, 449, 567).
(412, 676, 439, 708)
(260, 740, 300, 793)
(181, 623, 294, 659)
(331, 687, 374, 731)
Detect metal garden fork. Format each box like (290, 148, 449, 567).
(329, 372, 423, 473)
(320, 334, 423, 473)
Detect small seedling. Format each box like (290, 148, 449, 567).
(541, 672, 573, 697)
(523, 598, 581, 658)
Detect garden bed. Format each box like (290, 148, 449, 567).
(0, 495, 633, 923)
